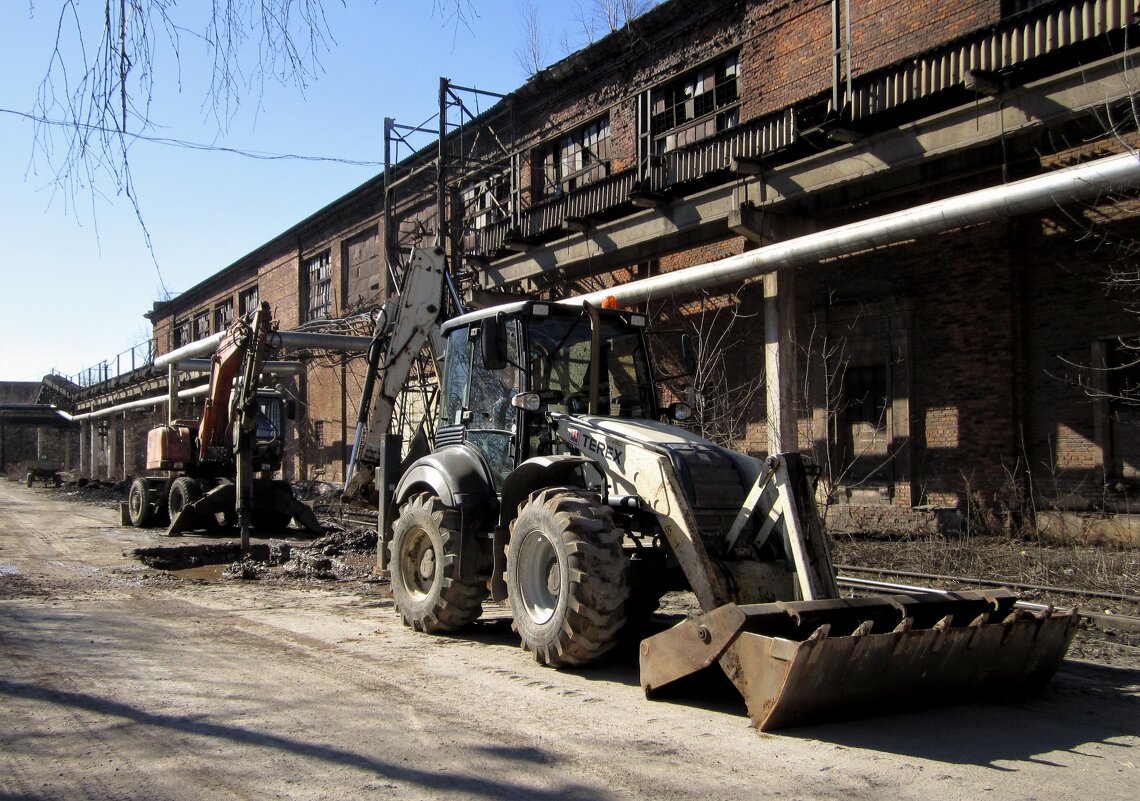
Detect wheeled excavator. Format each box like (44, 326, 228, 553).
(346, 247, 1079, 730)
(126, 301, 322, 538)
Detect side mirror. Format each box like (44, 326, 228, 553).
(284, 399, 297, 420)
(480, 316, 507, 370)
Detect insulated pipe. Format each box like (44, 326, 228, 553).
(153, 332, 226, 369)
(153, 331, 371, 371)
(563, 151, 1140, 307)
(268, 331, 373, 353)
(175, 359, 305, 376)
(69, 385, 210, 422)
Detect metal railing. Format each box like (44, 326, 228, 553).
(53, 340, 157, 389)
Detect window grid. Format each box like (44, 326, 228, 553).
(462, 169, 512, 232)
(214, 299, 234, 333)
(193, 311, 210, 341)
(305, 251, 332, 322)
(239, 285, 260, 318)
(650, 52, 739, 154)
(538, 115, 611, 198)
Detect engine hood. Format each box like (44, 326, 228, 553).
(561, 414, 718, 448)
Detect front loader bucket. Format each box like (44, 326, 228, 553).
(640, 590, 1079, 731)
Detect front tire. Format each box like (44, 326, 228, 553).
(390, 493, 487, 633)
(506, 488, 629, 667)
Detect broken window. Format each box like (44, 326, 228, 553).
(214, 299, 234, 333)
(173, 319, 191, 350)
(238, 285, 259, 318)
(838, 363, 894, 496)
(650, 52, 739, 154)
(536, 114, 611, 198)
(304, 251, 332, 322)
(462, 168, 512, 234)
(193, 311, 210, 341)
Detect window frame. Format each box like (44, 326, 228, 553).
(213, 298, 234, 334)
(303, 250, 333, 322)
(238, 285, 260, 319)
(650, 51, 740, 155)
(536, 113, 612, 198)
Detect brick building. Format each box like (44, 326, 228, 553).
(85, 0, 1140, 538)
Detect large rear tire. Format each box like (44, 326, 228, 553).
(128, 477, 156, 528)
(390, 493, 487, 633)
(506, 488, 629, 667)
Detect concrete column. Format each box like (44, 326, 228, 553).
(80, 421, 90, 478)
(120, 412, 129, 481)
(764, 269, 798, 455)
(107, 416, 121, 482)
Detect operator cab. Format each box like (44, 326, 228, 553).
(436, 301, 656, 488)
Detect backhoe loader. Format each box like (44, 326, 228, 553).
(347, 249, 1078, 730)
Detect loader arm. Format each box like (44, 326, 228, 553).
(343, 247, 449, 503)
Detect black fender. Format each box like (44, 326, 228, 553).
(488, 454, 592, 602)
(394, 443, 498, 513)
(392, 444, 498, 582)
(498, 454, 593, 528)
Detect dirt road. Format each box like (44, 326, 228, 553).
(1, 480, 1137, 801)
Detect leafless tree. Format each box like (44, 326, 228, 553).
(22, 0, 478, 293)
(648, 291, 762, 448)
(515, 1, 547, 77)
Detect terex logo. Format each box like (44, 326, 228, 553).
(561, 425, 624, 468)
(580, 432, 624, 468)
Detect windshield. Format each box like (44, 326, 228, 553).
(254, 397, 283, 443)
(525, 313, 655, 418)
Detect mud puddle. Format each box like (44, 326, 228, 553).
(128, 525, 381, 584)
(129, 542, 292, 582)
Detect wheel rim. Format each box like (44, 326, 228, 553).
(515, 529, 560, 625)
(398, 527, 436, 600)
(129, 485, 145, 518)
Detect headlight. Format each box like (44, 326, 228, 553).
(670, 402, 693, 421)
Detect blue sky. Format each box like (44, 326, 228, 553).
(0, 1, 614, 382)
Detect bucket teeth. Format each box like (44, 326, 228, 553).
(639, 590, 1080, 731)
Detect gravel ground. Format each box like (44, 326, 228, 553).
(47, 477, 1140, 669)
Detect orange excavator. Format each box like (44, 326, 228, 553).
(126, 301, 321, 539)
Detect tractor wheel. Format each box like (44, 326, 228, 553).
(167, 477, 202, 520)
(25, 472, 33, 488)
(390, 493, 487, 633)
(506, 488, 629, 667)
(128, 477, 156, 528)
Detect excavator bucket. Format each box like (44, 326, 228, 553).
(640, 590, 1080, 731)
(166, 480, 323, 536)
